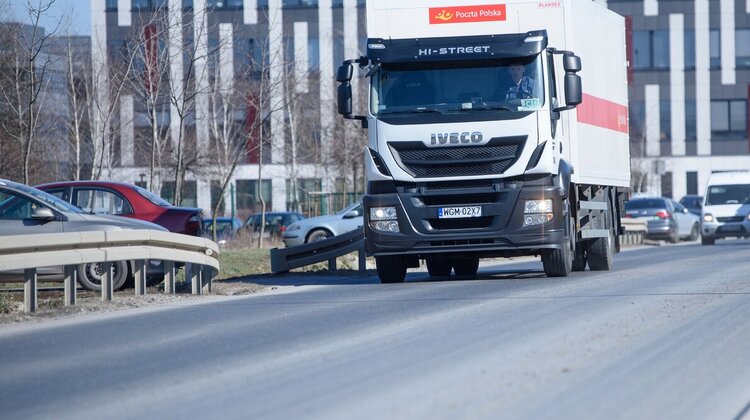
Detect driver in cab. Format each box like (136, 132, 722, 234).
(503, 63, 537, 99)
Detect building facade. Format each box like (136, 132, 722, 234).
(92, 0, 750, 219)
(608, 0, 750, 199)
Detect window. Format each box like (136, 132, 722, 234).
(686, 172, 698, 195)
(286, 178, 322, 214)
(106, 0, 118, 10)
(236, 180, 272, 215)
(208, 0, 243, 8)
(711, 100, 747, 138)
(685, 100, 696, 141)
(633, 30, 669, 70)
(0, 191, 35, 220)
(737, 29, 750, 68)
(684, 30, 695, 70)
(710, 30, 720, 69)
(661, 172, 673, 199)
(74, 189, 133, 215)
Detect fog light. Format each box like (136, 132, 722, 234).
(703, 213, 714, 223)
(370, 221, 400, 232)
(370, 206, 397, 221)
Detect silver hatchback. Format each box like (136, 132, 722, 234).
(0, 179, 168, 290)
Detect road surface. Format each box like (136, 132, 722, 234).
(1, 239, 749, 419)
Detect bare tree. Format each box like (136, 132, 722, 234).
(61, 29, 92, 180)
(0, 0, 60, 184)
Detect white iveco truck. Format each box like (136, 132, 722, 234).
(336, 0, 630, 283)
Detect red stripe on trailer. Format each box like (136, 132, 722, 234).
(577, 93, 629, 134)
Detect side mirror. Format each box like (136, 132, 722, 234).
(563, 54, 581, 72)
(564, 73, 582, 106)
(31, 207, 55, 221)
(337, 83, 353, 116)
(336, 64, 353, 83)
(344, 210, 360, 219)
(683, 208, 689, 214)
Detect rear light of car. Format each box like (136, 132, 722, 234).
(187, 214, 203, 236)
(279, 225, 287, 233)
(655, 210, 670, 219)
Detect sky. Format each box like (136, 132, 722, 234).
(4, 0, 91, 36)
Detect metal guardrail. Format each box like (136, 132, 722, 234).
(620, 218, 648, 245)
(270, 228, 366, 273)
(0, 230, 220, 313)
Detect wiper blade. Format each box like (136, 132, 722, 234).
(380, 107, 444, 115)
(459, 104, 514, 112)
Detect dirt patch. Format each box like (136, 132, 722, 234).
(0, 280, 267, 326)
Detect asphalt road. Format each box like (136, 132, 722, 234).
(2, 239, 750, 420)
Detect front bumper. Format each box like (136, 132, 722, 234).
(364, 177, 565, 258)
(702, 221, 750, 239)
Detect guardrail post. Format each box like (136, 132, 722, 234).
(134, 259, 147, 296)
(358, 246, 366, 273)
(164, 261, 176, 294)
(24, 268, 37, 313)
(328, 257, 337, 271)
(189, 264, 201, 295)
(202, 266, 212, 293)
(101, 262, 113, 301)
(64, 266, 76, 306)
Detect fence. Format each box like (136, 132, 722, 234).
(0, 230, 220, 313)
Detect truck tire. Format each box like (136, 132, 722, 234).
(77, 261, 129, 291)
(571, 242, 587, 271)
(453, 257, 479, 277)
(542, 199, 574, 277)
(426, 258, 452, 277)
(376, 256, 406, 283)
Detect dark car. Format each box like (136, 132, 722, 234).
(679, 194, 704, 216)
(36, 181, 203, 236)
(203, 217, 243, 242)
(625, 197, 701, 242)
(245, 212, 305, 236)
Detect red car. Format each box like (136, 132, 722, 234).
(36, 181, 203, 236)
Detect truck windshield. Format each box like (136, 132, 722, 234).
(705, 184, 750, 205)
(370, 54, 544, 116)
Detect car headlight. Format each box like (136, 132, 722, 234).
(703, 213, 714, 223)
(286, 224, 301, 232)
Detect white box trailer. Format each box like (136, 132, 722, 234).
(337, 0, 631, 283)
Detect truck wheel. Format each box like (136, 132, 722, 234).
(588, 230, 614, 270)
(701, 236, 715, 245)
(376, 256, 406, 283)
(453, 257, 479, 277)
(542, 199, 574, 277)
(571, 242, 587, 272)
(426, 258, 452, 277)
(77, 261, 129, 291)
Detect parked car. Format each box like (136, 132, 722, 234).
(282, 202, 363, 247)
(245, 212, 305, 236)
(624, 197, 700, 242)
(701, 171, 750, 245)
(0, 179, 168, 291)
(679, 194, 704, 216)
(203, 217, 243, 242)
(36, 180, 203, 236)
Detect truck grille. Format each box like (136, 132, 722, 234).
(388, 137, 526, 178)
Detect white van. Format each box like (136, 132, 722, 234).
(701, 171, 750, 245)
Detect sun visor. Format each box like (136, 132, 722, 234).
(367, 30, 547, 64)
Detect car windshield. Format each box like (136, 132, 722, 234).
(12, 183, 84, 213)
(626, 199, 667, 210)
(705, 184, 750, 205)
(135, 185, 172, 207)
(370, 54, 544, 116)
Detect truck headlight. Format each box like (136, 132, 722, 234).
(524, 199, 553, 226)
(703, 213, 714, 223)
(370, 207, 397, 221)
(369, 206, 399, 232)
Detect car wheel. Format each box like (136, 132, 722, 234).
(307, 229, 332, 243)
(669, 227, 680, 244)
(77, 260, 129, 291)
(701, 236, 715, 246)
(426, 257, 452, 277)
(688, 223, 700, 241)
(453, 257, 479, 278)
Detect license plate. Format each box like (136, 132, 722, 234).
(722, 225, 741, 231)
(438, 206, 482, 219)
